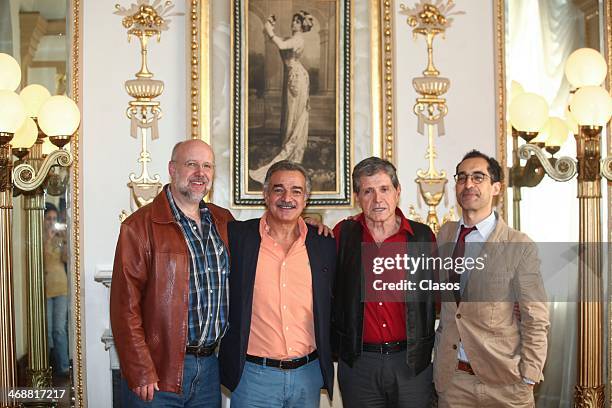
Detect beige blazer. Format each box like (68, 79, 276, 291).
(433, 217, 549, 392)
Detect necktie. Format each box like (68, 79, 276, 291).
(451, 225, 477, 305)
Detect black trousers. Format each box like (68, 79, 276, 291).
(338, 351, 433, 408)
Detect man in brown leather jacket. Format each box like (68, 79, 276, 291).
(110, 139, 234, 407)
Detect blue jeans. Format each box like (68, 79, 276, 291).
(120, 354, 221, 407)
(230, 359, 323, 408)
(46, 295, 69, 374)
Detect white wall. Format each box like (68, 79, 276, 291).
(81, 0, 186, 406)
(393, 1, 496, 220)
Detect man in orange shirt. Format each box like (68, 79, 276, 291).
(219, 160, 336, 407)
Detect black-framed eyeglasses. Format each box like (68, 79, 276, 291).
(453, 172, 491, 185)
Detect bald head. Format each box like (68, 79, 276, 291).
(171, 139, 214, 162)
(168, 139, 215, 204)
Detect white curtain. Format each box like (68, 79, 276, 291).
(505, 1, 585, 407)
(0, 0, 12, 54)
(506, 0, 584, 115)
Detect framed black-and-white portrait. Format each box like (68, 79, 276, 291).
(231, 0, 353, 207)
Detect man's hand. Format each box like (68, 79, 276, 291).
(132, 382, 159, 401)
(304, 217, 334, 238)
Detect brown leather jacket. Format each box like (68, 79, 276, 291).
(110, 188, 234, 392)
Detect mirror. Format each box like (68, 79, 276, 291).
(496, 0, 608, 406)
(502, 0, 602, 243)
(2, 0, 82, 405)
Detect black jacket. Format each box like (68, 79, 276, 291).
(218, 218, 336, 397)
(331, 219, 436, 375)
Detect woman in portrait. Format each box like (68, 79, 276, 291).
(249, 10, 314, 185)
(43, 202, 70, 377)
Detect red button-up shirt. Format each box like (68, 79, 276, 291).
(333, 208, 414, 343)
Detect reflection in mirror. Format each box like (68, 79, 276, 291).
(3, 0, 74, 400)
(505, 0, 600, 242)
(502, 1, 604, 406)
(43, 187, 70, 381)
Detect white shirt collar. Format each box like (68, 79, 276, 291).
(459, 211, 497, 242)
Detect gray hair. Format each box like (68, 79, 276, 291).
(352, 157, 400, 193)
(263, 160, 311, 196)
(170, 141, 184, 161)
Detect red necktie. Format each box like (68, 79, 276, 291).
(451, 225, 477, 305)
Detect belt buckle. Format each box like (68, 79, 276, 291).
(278, 359, 288, 370)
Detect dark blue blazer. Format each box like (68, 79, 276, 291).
(218, 218, 336, 398)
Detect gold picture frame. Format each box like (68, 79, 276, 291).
(230, 0, 354, 207)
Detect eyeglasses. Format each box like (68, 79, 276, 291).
(174, 160, 215, 171)
(453, 172, 491, 185)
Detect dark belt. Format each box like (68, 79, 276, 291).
(362, 340, 407, 354)
(457, 360, 475, 375)
(186, 342, 218, 357)
(245, 350, 318, 370)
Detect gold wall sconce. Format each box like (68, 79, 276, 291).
(515, 47, 612, 407)
(114, 1, 182, 221)
(399, 0, 463, 234)
(0, 53, 80, 405)
(507, 86, 573, 230)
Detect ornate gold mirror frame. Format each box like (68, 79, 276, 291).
(70, 0, 84, 405)
(371, 0, 395, 163)
(189, 0, 210, 143)
(0, 1, 83, 406)
(369, 0, 395, 163)
(494, 0, 612, 405)
(606, 2, 611, 401)
(493, 0, 507, 221)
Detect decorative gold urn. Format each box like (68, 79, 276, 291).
(114, 1, 182, 220)
(399, 0, 463, 233)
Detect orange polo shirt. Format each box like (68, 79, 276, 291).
(246, 214, 316, 360)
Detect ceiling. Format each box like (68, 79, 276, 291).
(18, 0, 66, 20)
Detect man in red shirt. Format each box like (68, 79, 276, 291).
(332, 157, 436, 407)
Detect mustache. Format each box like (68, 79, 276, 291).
(189, 176, 209, 183)
(461, 188, 479, 196)
(276, 200, 297, 208)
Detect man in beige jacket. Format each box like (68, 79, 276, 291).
(434, 150, 549, 407)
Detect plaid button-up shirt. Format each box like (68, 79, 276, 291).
(166, 187, 229, 347)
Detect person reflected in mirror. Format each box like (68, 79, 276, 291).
(434, 150, 549, 407)
(43, 202, 70, 378)
(219, 160, 336, 407)
(249, 11, 314, 185)
(331, 157, 437, 407)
